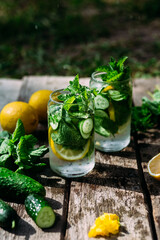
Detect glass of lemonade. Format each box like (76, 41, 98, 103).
(90, 71, 132, 152)
(48, 77, 95, 177)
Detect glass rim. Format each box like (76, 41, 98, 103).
(91, 71, 131, 84)
(49, 89, 92, 106)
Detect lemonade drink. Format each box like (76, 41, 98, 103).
(90, 57, 132, 152)
(48, 76, 95, 177)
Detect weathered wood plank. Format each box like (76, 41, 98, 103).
(65, 144, 152, 240)
(133, 78, 160, 239)
(137, 129, 160, 239)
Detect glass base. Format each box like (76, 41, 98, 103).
(95, 122, 131, 152)
(50, 164, 95, 178)
(49, 147, 95, 178)
(95, 136, 130, 152)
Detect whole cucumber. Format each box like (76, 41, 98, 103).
(0, 167, 46, 203)
(0, 199, 19, 229)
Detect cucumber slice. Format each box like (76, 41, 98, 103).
(79, 118, 93, 139)
(81, 118, 93, 134)
(25, 194, 56, 229)
(94, 94, 109, 110)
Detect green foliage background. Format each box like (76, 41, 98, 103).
(0, 0, 160, 78)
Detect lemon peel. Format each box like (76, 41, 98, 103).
(88, 213, 120, 238)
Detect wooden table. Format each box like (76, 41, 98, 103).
(0, 76, 160, 240)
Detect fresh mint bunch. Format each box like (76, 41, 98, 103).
(96, 56, 130, 82)
(58, 74, 95, 115)
(0, 119, 48, 175)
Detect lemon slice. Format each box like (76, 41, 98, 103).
(50, 137, 90, 161)
(102, 85, 113, 92)
(148, 153, 160, 180)
(108, 102, 115, 122)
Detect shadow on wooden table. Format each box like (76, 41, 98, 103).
(4, 218, 36, 239)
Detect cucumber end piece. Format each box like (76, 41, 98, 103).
(36, 206, 56, 229)
(11, 220, 16, 229)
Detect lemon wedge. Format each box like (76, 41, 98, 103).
(148, 153, 160, 180)
(50, 137, 90, 161)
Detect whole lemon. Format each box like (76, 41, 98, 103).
(29, 89, 52, 122)
(0, 101, 38, 134)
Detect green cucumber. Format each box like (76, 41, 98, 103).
(25, 194, 56, 229)
(94, 94, 109, 110)
(79, 118, 93, 139)
(0, 167, 46, 203)
(0, 199, 19, 229)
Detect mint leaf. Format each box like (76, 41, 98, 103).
(117, 56, 128, 71)
(30, 145, 48, 158)
(0, 154, 11, 167)
(0, 138, 14, 155)
(12, 119, 25, 142)
(64, 95, 76, 111)
(16, 135, 37, 164)
(0, 131, 10, 139)
(65, 74, 80, 94)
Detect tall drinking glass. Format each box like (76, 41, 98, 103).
(48, 89, 95, 178)
(90, 72, 132, 152)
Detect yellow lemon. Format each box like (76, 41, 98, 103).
(148, 153, 160, 180)
(29, 89, 52, 122)
(0, 101, 38, 134)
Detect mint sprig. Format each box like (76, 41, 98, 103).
(96, 56, 130, 82)
(58, 74, 94, 116)
(0, 119, 48, 175)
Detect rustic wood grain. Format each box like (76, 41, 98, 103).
(65, 144, 152, 240)
(133, 78, 160, 239)
(136, 129, 160, 239)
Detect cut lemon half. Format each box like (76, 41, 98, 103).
(148, 153, 160, 180)
(50, 137, 90, 161)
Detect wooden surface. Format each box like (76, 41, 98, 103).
(0, 76, 160, 240)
